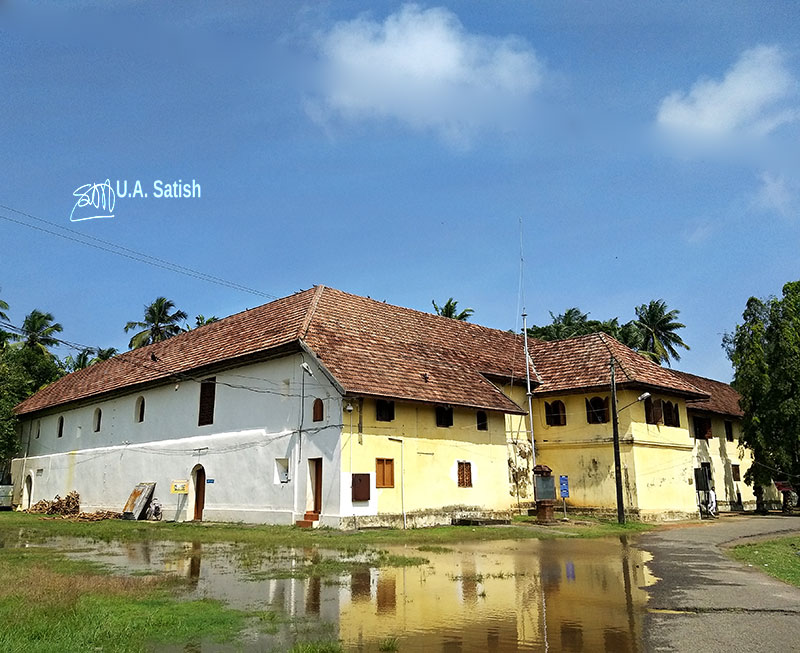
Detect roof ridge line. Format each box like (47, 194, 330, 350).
(598, 332, 633, 382)
(298, 284, 325, 340)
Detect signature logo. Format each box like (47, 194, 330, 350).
(70, 180, 116, 222)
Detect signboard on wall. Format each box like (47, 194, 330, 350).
(170, 480, 189, 494)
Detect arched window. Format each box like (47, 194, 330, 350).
(663, 401, 680, 427)
(312, 398, 324, 422)
(585, 397, 610, 424)
(545, 400, 567, 426)
(93, 408, 102, 433)
(57, 416, 64, 438)
(135, 396, 145, 423)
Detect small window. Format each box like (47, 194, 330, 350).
(663, 401, 680, 428)
(93, 408, 102, 433)
(693, 416, 712, 439)
(545, 400, 566, 426)
(198, 377, 216, 426)
(376, 458, 394, 488)
(376, 399, 395, 422)
(57, 416, 64, 438)
(457, 461, 472, 488)
(35, 421, 40, 439)
(476, 410, 488, 431)
(435, 406, 453, 428)
(644, 397, 663, 424)
(731, 464, 741, 482)
(135, 396, 145, 423)
(585, 397, 609, 424)
(725, 421, 734, 442)
(275, 458, 290, 484)
(312, 398, 324, 422)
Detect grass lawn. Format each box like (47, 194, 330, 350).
(0, 511, 654, 549)
(729, 535, 800, 587)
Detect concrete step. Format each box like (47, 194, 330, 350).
(304, 511, 320, 522)
(295, 520, 315, 528)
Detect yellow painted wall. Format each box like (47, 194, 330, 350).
(342, 398, 514, 514)
(691, 415, 757, 508)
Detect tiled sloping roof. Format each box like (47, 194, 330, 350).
(303, 287, 529, 413)
(528, 332, 709, 398)
(16, 286, 529, 416)
(14, 289, 317, 416)
(670, 370, 744, 417)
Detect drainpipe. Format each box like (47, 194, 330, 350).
(388, 436, 406, 529)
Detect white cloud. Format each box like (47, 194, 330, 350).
(310, 4, 543, 146)
(657, 45, 798, 144)
(754, 171, 797, 218)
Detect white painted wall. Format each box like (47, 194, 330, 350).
(12, 353, 345, 525)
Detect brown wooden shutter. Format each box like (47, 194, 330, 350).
(554, 401, 566, 426)
(352, 473, 370, 501)
(545, 401, 552, 426)
(312, 398, 324, 422)
(653, 399, 663, 424)
(198, 377, 216, 426)
(585, 398, 592, 423)
(644, 397, 653, 424)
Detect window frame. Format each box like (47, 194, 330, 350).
(435, 405, 454, 428)
(457, 461, 473, 488)
(585, 397, 610, 424)
(312, 398, 324, 422)
(545, 400, 567, 426)
(693, 416, 713, 439)
(724, 420, 734, 442)
(198, 377, 216, 426)
(376, 399, 395, 422)
(731, 464, 741, 482)
(376, 458, 394, 488)
(476, 410, 488, 431)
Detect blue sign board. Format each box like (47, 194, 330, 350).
(559, 475, 569, 498)
(206, 478, 215, 484)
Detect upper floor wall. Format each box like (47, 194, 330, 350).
(18, 352, 342, 457)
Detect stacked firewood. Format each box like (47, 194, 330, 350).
(26, 490, 80, 515)
(25, 491, 122, 521)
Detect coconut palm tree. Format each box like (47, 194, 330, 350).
(633, 299, 690, 366)
(185, 315, 219, 330)
(93, 347, 118, 362)
(63, 348, 94, 373)
(0, 297, 9, 322)
(125, 297, 188, 349)
(432, 298, 474, 321)
(13, 310, 63, 354)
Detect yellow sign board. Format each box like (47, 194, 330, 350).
(170, 480, 189, 494)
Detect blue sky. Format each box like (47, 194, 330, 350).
(1, 1, 798, 381)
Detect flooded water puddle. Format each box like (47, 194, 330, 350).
(1, 532, 653, 651)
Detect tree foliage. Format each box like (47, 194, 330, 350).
(526, 299, 689, 366)
(432, 298, 474, 321)
(726, 281, 800, 494)
(125, 297, 188, 349)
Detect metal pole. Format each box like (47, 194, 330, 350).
(610, 358, 625, 524)
(522, 313, 537, 504)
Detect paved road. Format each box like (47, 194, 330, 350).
(638, 514, 800, 653)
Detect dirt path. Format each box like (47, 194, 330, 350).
(638, 514, 800, 652)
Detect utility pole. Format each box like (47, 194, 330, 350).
(610, 357, 625, 524)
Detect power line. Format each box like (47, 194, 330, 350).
(0, 203, 276, 299)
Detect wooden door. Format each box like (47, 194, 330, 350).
(194, 466, 206, 520)
(312, 458, 322, 514)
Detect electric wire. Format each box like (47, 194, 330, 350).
(0, 204, 276, 299)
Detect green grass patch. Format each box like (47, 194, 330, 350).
(729, 536, 800, 587)
(0, 545, 246, 653)
(1, 512, 652, 550)
(511, 514, 654, 537)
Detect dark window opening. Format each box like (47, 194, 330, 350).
(198, 377, 216, 426)
(725, 420, 734, 442)
(57, 416, 64, 438)
(376, 399, 395, 422)
(586, 397, 610, 424)
(312, 398, 324, 422)
(644, 397, 663, 424)
(376, 458, 394, 488)
(545, 400, 567, 426)
(476, 410, 488, 431)
(135, 396, 145, 423)
(663, 401, 680, 428)
(35, 421, 40, 439)
(731, 464, 741, 482)
(93, 408, 102, 433)
(457, 461, 472, 488)
(693, 416, 712, 439)
(436, 406, 453, 428)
